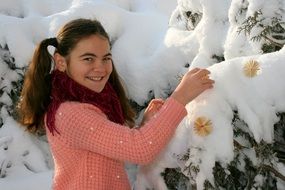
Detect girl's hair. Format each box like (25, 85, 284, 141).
(17, 18, 136, 134)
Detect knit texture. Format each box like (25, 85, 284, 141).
(46, 97, 187, 190)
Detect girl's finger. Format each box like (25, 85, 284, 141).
(189, 68, 200, 74)
(196, 69, 211, 78)
(202, 78, 215, 85)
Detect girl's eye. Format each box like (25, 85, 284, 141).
(83, 57, 93, 62)
(102, 57, 112, 64)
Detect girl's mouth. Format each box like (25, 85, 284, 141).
(87, 76, 104, 81)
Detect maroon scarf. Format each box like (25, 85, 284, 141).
(46, 70, 125, 135)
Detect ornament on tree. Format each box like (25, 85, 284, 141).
(194, 116, 213, 137)
(243, 59, 261, 78)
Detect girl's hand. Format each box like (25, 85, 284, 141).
(141, 99, 164, 125)
(171, 68, 214, 105)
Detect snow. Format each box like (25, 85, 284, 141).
(0, 171, 53, 190)
(0, 118, 53, 189)
(183, 51, 285, 189)
(0, 0, 284, 189)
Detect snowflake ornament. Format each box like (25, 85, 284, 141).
(243, 59, 261, 78)
(194, 116, 213, 137)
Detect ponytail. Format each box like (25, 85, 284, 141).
(17, 38, 58, 134)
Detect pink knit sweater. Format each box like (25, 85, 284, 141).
(46, 97, 187, 190)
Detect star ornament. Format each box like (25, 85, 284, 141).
(194, 116, 213, 137)
(243, 59, 261, 78)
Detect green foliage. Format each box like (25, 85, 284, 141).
(211, 54, 225, 63)
(156, 3, 285, 190)
(183, 11, 203, 30)
(162, 111, 285, 190)
(0, 45, 25, 126)
(8, 75, 24, 118)
(274, 113, 285, 163)
(176, 9, 202, 30)
(238, 10, 285, 53)
(202, 111, 283, 189)
(162, 168, 190, 190)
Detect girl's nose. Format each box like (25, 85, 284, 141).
(92, 60, 105, 71)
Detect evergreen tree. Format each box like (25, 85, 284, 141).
(0, 45, 52, 179)
(151, 0, 285, 189)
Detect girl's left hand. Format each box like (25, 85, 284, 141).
(141, 99, 164, 125)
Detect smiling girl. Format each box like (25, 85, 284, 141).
(17, 18, 214, 190)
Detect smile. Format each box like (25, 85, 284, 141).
(87, 76, 104, 81)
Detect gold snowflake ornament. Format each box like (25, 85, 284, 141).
(194, 116, 213, 137)
(243, 59, 261, 78)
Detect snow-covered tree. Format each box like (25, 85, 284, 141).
(0, 43, 52, 182)
(0, 0, 285, 190)
(135, 0, 285, 190)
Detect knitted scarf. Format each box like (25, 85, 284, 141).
(46, 70, 125, 135)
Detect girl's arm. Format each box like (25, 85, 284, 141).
(54, 97, 186, 165)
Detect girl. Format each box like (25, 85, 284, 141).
(17, 18, 214, 190)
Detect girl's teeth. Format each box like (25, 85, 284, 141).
(89, 77, 102, 81)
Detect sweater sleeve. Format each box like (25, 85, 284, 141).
(54, 97, 187, 165)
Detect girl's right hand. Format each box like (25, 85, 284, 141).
(141, 99, 164, 125)
(171, 68, 214, 106)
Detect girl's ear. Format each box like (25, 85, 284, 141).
(54, 53, 67, 72)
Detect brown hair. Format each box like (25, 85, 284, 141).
(17, 18, 135, 134)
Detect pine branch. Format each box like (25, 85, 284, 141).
(233, 139, 248, 150)
(260, 34, 284, 48)
(261, 164, 285, 182)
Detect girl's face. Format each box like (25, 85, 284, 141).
(55, 34, 113, 93)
